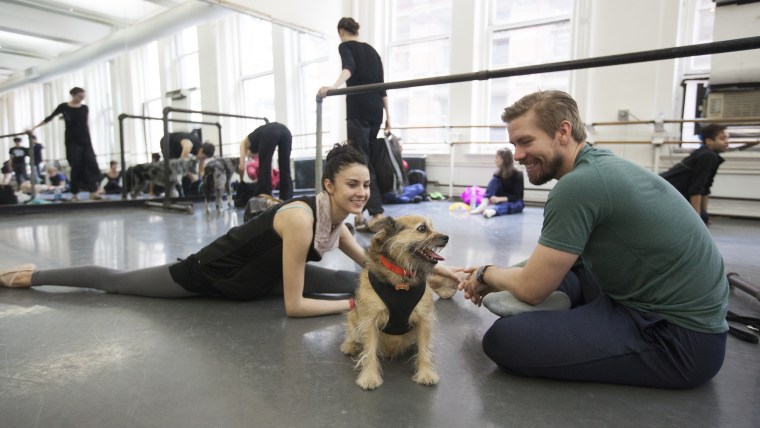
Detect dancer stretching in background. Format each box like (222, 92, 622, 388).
(31, 87, 101, 201)
(0, 144, 459, 318)
(471, 147, 525, 218)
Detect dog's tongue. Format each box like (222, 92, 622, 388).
(424, 248, 445, 261)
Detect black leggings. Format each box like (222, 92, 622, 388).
(31, 263, 358, 299)
(347, 118, 384, 216)
(257, 126, 293, 201)
(66, 143, 100, 193)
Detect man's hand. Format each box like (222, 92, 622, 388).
(384, 118, 391, 136)
(490, 196, 507, 204)
(458, 266, 494, 306)
(317, 86, 333, 99)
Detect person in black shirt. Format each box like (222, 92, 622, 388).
(238, 122, 293, 200)
(99, 160, 123, 195)
(32, 87, 101, 201)
(8, 137, 29, 185)
(319, 17, 390, 231)
(162, 129, 202, 159)
(30, 134, 44, 180)
(660, 124, 729, 224)
(46, 165, 69, 192)
(471, 147, 525, 218)
(1, 160, 12, 185)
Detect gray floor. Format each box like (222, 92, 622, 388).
(1, 202, 758, 428)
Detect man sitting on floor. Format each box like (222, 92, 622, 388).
(459, 90, 728, 389)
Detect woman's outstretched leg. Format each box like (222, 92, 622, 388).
(0, 264, 199, 298)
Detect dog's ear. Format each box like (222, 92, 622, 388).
(375, 216, 403, 237)
(371, 217, 403, 248)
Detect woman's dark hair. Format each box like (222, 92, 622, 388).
(337, 17, 360, 35)
(69, 87, 85, 96)
(200, 142, 216, 158)
(699, 124, 727, 143)
(322, 142, 368, 190)
(109, 160, 118, 166)
(496, 147, 517, 179)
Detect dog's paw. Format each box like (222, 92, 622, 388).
(412, 369, 440, 386)
(356, 371, 384, 390)
(340, 341, 359, 355)
(428, 274, 459, 299)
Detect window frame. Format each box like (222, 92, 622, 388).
(386, 0, 454, 154)
(478, 0, 573, 150)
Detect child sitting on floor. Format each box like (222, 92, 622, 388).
(471, 147, 524, 218)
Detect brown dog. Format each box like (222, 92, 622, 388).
(341, 215, 449, 390)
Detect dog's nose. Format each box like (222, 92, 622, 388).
(441, 235, 449, 242)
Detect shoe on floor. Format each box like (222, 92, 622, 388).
(0, 263, 36, 288)
(483, 208, 497, 218)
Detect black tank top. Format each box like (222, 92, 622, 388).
(170, 196, 321, 300)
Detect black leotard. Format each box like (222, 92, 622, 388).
(170, 196, 321, 300)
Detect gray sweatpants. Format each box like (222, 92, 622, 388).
(31, 263, 359, 299)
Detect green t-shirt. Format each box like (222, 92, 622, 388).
(539, 145, 728, 333)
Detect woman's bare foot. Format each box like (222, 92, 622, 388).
(0, 264, 36, 288)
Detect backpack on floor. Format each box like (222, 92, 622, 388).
(244, 195, 283, 222)
(370, 134, 407, 195)
(234, 182, 258, 208)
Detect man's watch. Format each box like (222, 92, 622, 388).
(475, 265, 493, 285)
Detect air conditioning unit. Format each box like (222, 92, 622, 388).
(706, 89, 760, 119)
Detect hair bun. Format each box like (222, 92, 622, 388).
(337, 17, 360, 35)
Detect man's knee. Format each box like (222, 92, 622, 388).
(482, 318, 526, 371)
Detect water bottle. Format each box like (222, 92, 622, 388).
(469, 186, 477, 210)
(54, 187, 61, 201)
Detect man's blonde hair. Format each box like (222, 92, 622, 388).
(501, 90, 586, 143)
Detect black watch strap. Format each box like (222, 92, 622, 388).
(476, 265, 493, 284)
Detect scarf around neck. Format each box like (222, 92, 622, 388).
(313, 191, 341, 257)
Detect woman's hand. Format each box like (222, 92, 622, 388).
(432, 264, 461, 283)
(458, 266, 494, 306)
(317, 86, 334, 99)
(384, 118, 391, 136)
(489, 196, 507, 204)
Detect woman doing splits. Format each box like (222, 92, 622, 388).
(0, 144, 458, 318)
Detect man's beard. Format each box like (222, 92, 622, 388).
(526, 151, 564, 185)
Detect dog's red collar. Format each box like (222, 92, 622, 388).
(380, 256, 416, 279)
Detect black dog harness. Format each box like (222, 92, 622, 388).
(368, 270, 426, 335)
